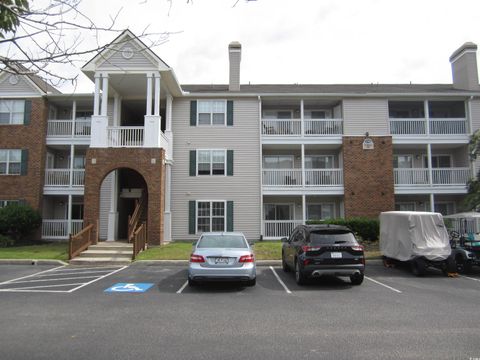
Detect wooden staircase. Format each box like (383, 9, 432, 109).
(69, 241, 133, 265)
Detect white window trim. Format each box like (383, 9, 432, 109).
(0, 99, 25, 125)
(196, 149, 227, 176)
(0, 200, 19, 208)
(304, 155, 335, 169)
(263, 155, 295, 169)
(197, 100, 227, 126)
(306, 202, 335, 220)
(393, 154, 414, 168)
(196, 200, 227, 234)
(0, 149, 21, 175)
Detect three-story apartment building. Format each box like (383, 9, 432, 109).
(1, 30, 479, 245)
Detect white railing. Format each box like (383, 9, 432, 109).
(262, 119, 301, 136)
(107, 126, 144, 147)
(431, 168, 470, 185)
(390, 118, 468, 135)
(47, 119, 91, 137)
(42, 220, 83, 239)
(264, 220, 303, 238)
(44, 169, 85, 186)
(394, 168, 470, 186)
(305, 169, 343, 186)
(304, 119, 343, 135)
(263, 169, 302, 186)
(389, 119, 426, 135)
(429, 118, 467, 135)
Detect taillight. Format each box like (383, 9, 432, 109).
(351, 245, 364, 252)
(190, 254, 205, 263)
(302, 246, 321, 252)
(239, 254, 255, 263)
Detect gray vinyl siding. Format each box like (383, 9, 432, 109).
(0, 75, 41, 96)
(97, 41, 157, 70)
(342, 98, 389, 136)
(470, 99, 480, 174)
(99, 172, 113, 240)
(171, 98, 261, 240)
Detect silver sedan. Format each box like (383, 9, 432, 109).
(188, 232, 256, 286)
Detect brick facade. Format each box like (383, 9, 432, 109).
(84, 148, 165, 246)
(0, 98, 48, 211)
(342, 136, 395, 218)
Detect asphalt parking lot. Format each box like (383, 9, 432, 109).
(0, 263, 479, 360)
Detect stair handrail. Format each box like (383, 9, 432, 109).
(128, 196, 145, 243)
(132, 221, 147, 260)
(69, 223, 94, 260)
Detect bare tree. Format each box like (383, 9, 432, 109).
(0, 0, 171, 87)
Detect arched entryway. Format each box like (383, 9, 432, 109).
(83, 148, 165, 246)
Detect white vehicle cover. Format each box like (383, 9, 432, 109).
(380, 211, 451, 261)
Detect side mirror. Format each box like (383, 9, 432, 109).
(281, 237, 288, 243)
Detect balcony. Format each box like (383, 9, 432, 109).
(263, 169, 343, 187)
(390, 118, 468, 136)
(44, 169, 85, 187)
(47, 119, 92, 138)
(41, 219, 83, 240)
(394, 168, 471, 186)
(107, 126, 144, 147)
(263, 220, 303, 238)
(262, 119, 343, 137)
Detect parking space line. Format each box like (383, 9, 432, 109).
(365, 276, 402, 294)
(0, 282, 85, 291)
(270, 266, 292, 294)
(55, 266, 120, 272)
(32, 269, 117, 277)
(459, 275, 480, 282)
(0, 265, 66, 285)
(176, 281, 188, 294)
(67, 266, 128, 293)
(3, 275, 100, 285)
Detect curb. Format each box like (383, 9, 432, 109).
(0, 259, 68, 266)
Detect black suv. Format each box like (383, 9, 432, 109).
(281, 224, 365, 285)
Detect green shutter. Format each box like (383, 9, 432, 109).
(190, 100, 197, 126)
(20, 150, 28, 176)
(227, 150, 233, 176)
(227, 201, 234, 232)
(24, 100, 32, 125)
(227, 100, 233, 126)
(189, 150, 196, 176)
(189, 201, 196, 235)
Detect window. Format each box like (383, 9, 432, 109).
(304, 110, 329, 119)
(388, 101, 425, 118)
(307, 204, 334, 221)
(434, 202, 455, 216)
(197, 150, 226, 175)
(197, 201, 225, 232)
(0, 150, 21, 175)
(395, 203, 416, 211)
(393, 155, 413, 169)
(428, 101, 465, 118)
(197, 100, 226, 125)
(0, 200, 18, 208)
(424, 155, 451, 168)
(305, 155, 334, 169)
(264, 204, 293, 221)
(70, 155, 86, 169)
(263, 155, 294, 169)
(0, 100, 25, 124)
(263, 110, 293, 119)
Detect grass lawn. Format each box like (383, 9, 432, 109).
(0, 243, 69, 261)
(136, 240, 381, 261)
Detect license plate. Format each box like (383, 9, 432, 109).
(215, 257, 229, 264)
(330, 252, 342, 259)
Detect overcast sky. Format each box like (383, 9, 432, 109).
(53, 0, 480, 93)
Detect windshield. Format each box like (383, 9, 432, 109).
(197, 235, 248, 249)
(309, 231, 357, 245)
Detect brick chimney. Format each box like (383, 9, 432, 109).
(229, 41, 241, 91)
(450, 42, 480, 91)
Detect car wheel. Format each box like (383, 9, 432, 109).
(282, 253, 290, 272)
(188, 278, 197, 287)
(350, 273, 364, 285)
(411, 257, 426, 277)
(246, 278, 256, 287)
(441, 255, 457, 276)
(295, 259, 306, 285)
(456, 255, 472, 273)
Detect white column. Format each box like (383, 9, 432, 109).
(67, 194, 73, 235)
(113, 94, 120, 127)
(302, 195, 306, 225)
(71, 100, 76, 137)
(427, 143, 433, 186)
(146, 73, 153, 116)
(424, 100, 430, 135)
(166, 94, 173, 132)
(430, 193, 435, 212)
(107, 171, 119, 241)
(69, 144, 74, 187)
(93, 74, 101, 116)
(301, 144, 305, 188)
(300, 99, 304, 137)
(101, 74, 109, 116)
(154, 73, 161, 116)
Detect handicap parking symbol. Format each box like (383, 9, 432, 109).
(105, 283, 154, 293)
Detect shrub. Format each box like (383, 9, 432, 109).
(307, 217, 379, 241)
(0, 204, 42, 242)
(0, 234, 14, 247)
